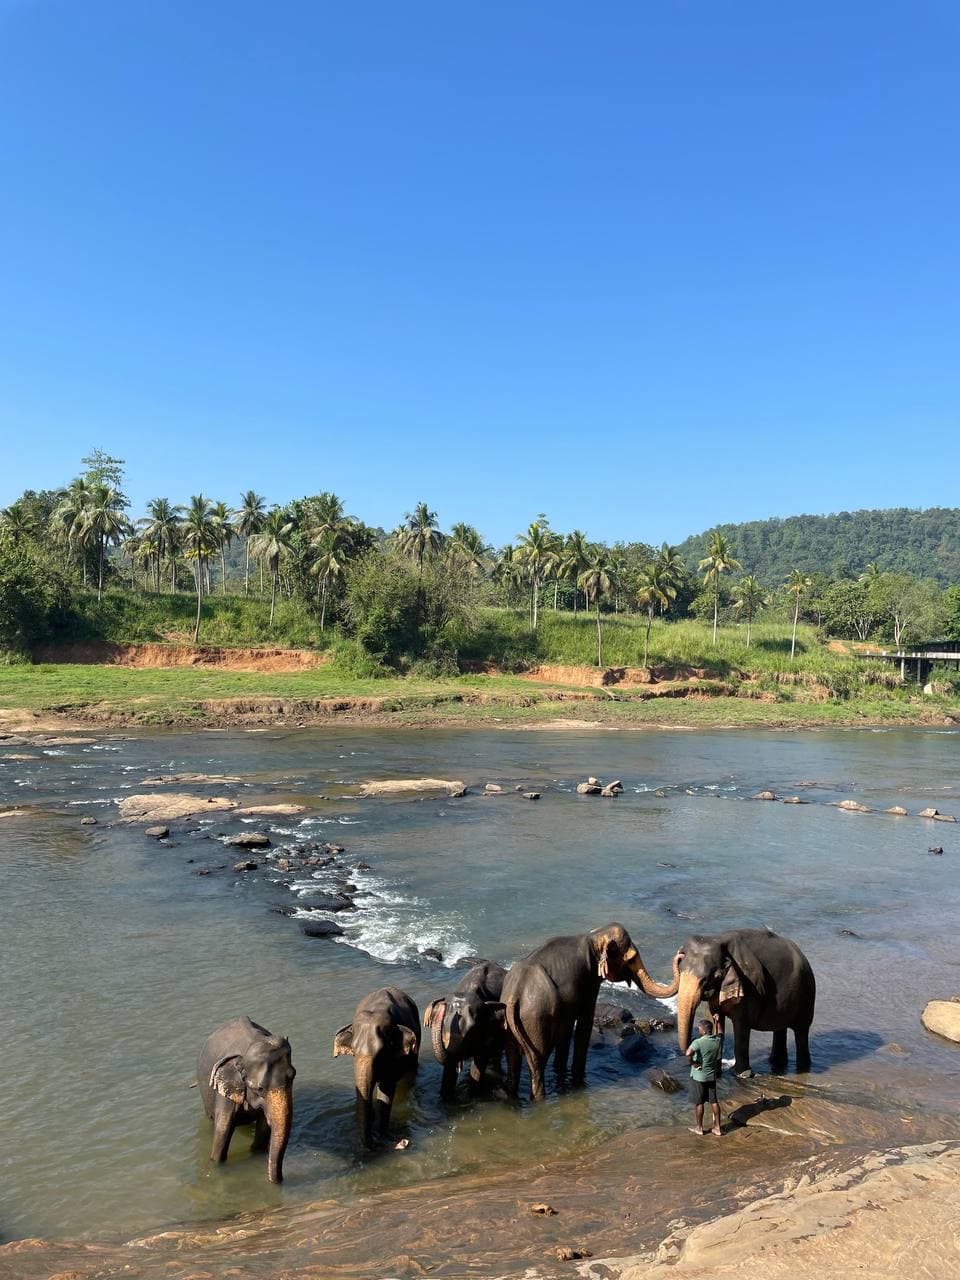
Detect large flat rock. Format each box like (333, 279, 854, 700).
(921, 999, 960, 1043)
(358, 778, 466, 797)
(117, 793, 238, 823)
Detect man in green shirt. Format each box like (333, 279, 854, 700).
(685, 1014, 723, 1136)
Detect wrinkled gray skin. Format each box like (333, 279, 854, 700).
(424, 961, 506, 1100)
(334, 986, 420, 1148)
(501, 923, 682, 1100)
(676, 928, 816, 1077)
(197, 1016, 295, 1184)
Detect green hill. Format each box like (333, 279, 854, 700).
(678, 508, 960, 586)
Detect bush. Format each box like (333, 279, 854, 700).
(0, 543, 72, 652)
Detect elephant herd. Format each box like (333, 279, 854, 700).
(197, 923, 816, 1181)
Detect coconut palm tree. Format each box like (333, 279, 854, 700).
(562, 530, 590, 615)
(448, 522, 491, 576)
(786, 569, 812, 659)
(636, 562, 676, 666)
(494, 544, 525, 606)
(310, 532, 345, 631)
(137, 498, 181, 593)
(655, 543, 686, 615)
(249, 507, 296, 626)
(84, 485, 131, 602)
(399, 503, 443, 578)
(516, 522, 558, 630)
(234, 491, 266, 597)
(578, 547, 614, 668)
(52, 478, 94, 585)
(0, 500, 37, 548)
(733, 575, 768, 647)
(858, 561, 883, 585)
(210, 501, 235, 595)
(698, 532, 742, 645)
(179, 495, 218, 641)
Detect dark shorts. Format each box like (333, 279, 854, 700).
(689, 1078, 718, 1105)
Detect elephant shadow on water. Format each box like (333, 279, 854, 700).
(803, 1028, 887, 1074)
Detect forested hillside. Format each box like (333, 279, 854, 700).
(678, 509, 960, 586)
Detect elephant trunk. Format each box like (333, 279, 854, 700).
(430, 1002, 449, 1064)
(263, 1087, 292, 1184)
(676, 970, 704, 1053)
(353, 1054, 376, 1148)
(628, 949, 682, 999)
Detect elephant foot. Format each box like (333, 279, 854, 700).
(769, 1057, 788, 1075)
(795, 1056, 812, 1074)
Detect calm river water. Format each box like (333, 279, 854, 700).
(2, 725, 959, 1244)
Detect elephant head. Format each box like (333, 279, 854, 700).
(423, 993, 505, 1065)
(210, 1034, 295, 1183)
(334, 1013, 418, 1147)
(589, 923, 682, 997)
(676, 932, 767, 1053)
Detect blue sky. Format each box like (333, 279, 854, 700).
(1, 1, 958, 546)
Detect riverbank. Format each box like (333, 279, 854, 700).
(1, 662, 959, 732)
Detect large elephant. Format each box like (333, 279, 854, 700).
(423, 961, 506, 1100)
(675, 928, 816, 1077)
(333, 986, 420, 1148)
(502, 923, 682, 1100)
(197, 1016, 295, 1184)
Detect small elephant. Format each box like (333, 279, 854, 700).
(676, 928, 816, 1076)
(424, 961, 507, 1099)
(333, 986, 420, 1148)
(197, 1016, 295, 1183)
(502, 923, 682, 1100)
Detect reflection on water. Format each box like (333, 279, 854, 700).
(1, 726, 959, 1242)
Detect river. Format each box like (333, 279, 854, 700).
(2, 725, 959, 1250)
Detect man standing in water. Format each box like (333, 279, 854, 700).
(686, 1014, 723, 1136)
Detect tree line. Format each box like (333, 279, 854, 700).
(1, 452, 958, 664)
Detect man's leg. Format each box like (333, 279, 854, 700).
(690, 1101, 705, 1134)
(710, 1101, 721, 1136)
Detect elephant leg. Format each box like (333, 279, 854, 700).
(553, 1032, 571, 1078)
(769, 1029, 788, 1073)
(504, 1034, 522, 1097)
(526, 1049, 546, 1101)
(210, 1097, 238, 1164)
(373, 1082, 394, 1138)
(732, 1017, 753, 1078)
(571, 1020, 592, 1085)
(252, 1111, 270, 1151)
(440, 1061, 459, 1101)
(469, 1053, 486, 1088)
(794, 1023, 812, 1073)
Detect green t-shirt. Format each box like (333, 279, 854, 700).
(689, 1033, 723, 1082)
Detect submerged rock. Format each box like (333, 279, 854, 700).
(301, 919, 345, 939)
(783, 796, 808, 805)
(617, 1032, 651, 1063)
(419, 947, 444, 963)
(754, 791, 777, 801)
(232, 859, 259, 872)
(594, 1002, 635, 1029)
(80, 816, 98, 825)
(523, 791, 541, 800)
(645, 1067, 682, 1093)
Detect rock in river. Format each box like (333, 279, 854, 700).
(225, 832, 271, 848)
(577, 783, 602, 795)
(119, 793, 237, 823)
(145, 825, 170, 839)
(301, 919, 345, 939)
(921, 999, 960, 1043)
(359, 778, 467, 797)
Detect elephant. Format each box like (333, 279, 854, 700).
(333, 986, 420, 1147)
(197, 1016, 295, 1184)
(423, 961, 507, 1100)
(501, 923, 682, 1100)
(675, 928, 816, 1077)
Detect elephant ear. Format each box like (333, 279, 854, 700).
(399, 1026, 419, 1056)
(333, 1023, 355, 1057)
(598, 937, 622, 982)
(423, 1001, 443, 1028)
(210, 1055, 246, 1105)
(725, 937, 766, 997)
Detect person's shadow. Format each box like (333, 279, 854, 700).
(725, 1094, 792, 1128)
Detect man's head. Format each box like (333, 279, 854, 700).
(698, 1019, 713, 1036)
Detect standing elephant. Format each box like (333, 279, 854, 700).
(197, 1016, 295, 1184)
(676, 928, 815, 1077)
(502, 923, 682, 1100)
(424, 961, 507, 1100)
(333, 986, 420, 1147)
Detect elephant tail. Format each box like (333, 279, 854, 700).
(505, 995, 538, 1065)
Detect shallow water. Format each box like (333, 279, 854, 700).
(2, 725, 959, 1243)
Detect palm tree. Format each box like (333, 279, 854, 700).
(562, 530, 590, 615)
(578, 548, 614, 668)
(250, 507, 296, 626)
(655, 543, 686, 616)
(84, 485, 131, 602)
(516, 522, 557, 629)
(733, 575, 767, 647)
(234, 491, 266, 596)
(52, 478, 94, 585)
(448, 522, 491, 576)
(636, 562, 676, 666)
(786, 569, 812, 659)
(210, 501, 235, 595)
(607, 552, 628, 612)
(858, 561, 883, 585)
(494, 544, 525, 605)
(698, 532, 742, 645)
(179, 495, 218, 641)
(0, 500, 37, 548)
(310, 533, 345, 631)
(399, 502, 443, 578)
(137, 498, 181, 593)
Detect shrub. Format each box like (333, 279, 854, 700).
(0, 544, 72, 652)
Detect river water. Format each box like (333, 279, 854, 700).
(2, 725, 959, 1246)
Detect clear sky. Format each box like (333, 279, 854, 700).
(1, 1, 958, 546)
